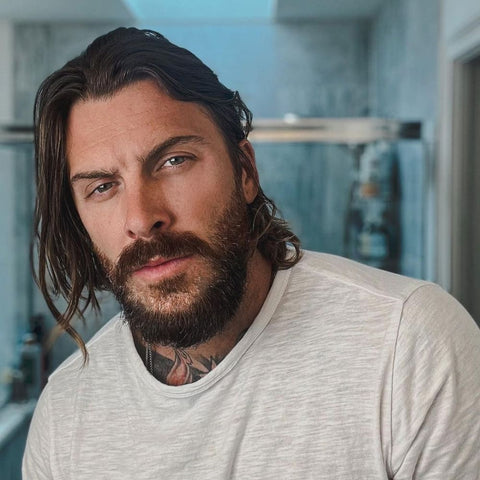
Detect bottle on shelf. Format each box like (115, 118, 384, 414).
(344, 141, 400, 272)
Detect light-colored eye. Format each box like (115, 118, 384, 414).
(92, 182, 114, 195)
(163, 156, 188, 167)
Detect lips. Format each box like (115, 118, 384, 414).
(132, 255, 192, 281)
(138, 257, 172, 270)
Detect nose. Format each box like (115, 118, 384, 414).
(123, 181, 173, 240)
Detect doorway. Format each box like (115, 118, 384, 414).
(451, 55, 480, 323)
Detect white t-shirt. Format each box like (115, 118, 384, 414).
(23, 251, 480, 479)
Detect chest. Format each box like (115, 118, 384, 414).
(57, 362, 388, 480)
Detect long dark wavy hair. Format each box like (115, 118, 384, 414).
(33, 27, 301, 357)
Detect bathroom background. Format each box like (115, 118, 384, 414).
(1, 0, 479, 478)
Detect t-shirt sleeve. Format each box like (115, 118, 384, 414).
(22, 384, 53, 479)
(389, 284, 480, 479)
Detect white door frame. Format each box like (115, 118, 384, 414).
(437, 9, 480, 308)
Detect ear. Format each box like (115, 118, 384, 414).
(238, 139, 259, 204)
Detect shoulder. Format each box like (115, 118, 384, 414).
(387, 279, 480, 475)
(292, 250, 428, 302)
(396, 281, 480, 363)
(287, 251, 479, 349)
(24, 313, 130, 476)
(47, 313, 124, 390)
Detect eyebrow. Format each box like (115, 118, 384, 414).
(70, 169, 118, 185)
(140, 135, 208, 167)
(70, 135, 207, 185)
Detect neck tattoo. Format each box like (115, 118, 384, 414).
(139, 327, 249, 386)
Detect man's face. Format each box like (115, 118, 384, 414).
(67, 80, 258, 347)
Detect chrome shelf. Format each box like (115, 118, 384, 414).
(250, 117, 422, 144)
(0, 126, 33, 145)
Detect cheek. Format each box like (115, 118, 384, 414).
(190, 187, 232, 227)
(78, 210, 121, 260)
(172, 171, 235, 224)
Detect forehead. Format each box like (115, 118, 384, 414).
(66, 80, 224, 165)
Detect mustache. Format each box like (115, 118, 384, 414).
(105, 231, 219, 285)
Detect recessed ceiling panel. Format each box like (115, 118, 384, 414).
(122, 0, 275, 22)
(276, 0, 384, 20)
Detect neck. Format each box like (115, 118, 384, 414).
(134, 249, 273, 386)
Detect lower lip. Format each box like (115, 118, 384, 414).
(132, 256, 192, 282)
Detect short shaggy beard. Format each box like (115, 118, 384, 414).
(98, 191, 252, 348)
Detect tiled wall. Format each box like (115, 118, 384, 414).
(14, 23, 123, 123)
(145, 22, 370, 118)
(254, 142, 354, 256)
(369, 0, 440, 278)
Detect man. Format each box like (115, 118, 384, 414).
(24, 27, 480, 479)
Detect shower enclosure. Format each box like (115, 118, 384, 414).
(250, 117, 426, 279)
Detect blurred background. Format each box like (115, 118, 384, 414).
(0, 0, 479, 477)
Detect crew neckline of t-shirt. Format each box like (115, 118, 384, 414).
(119, 265, 292, 398)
